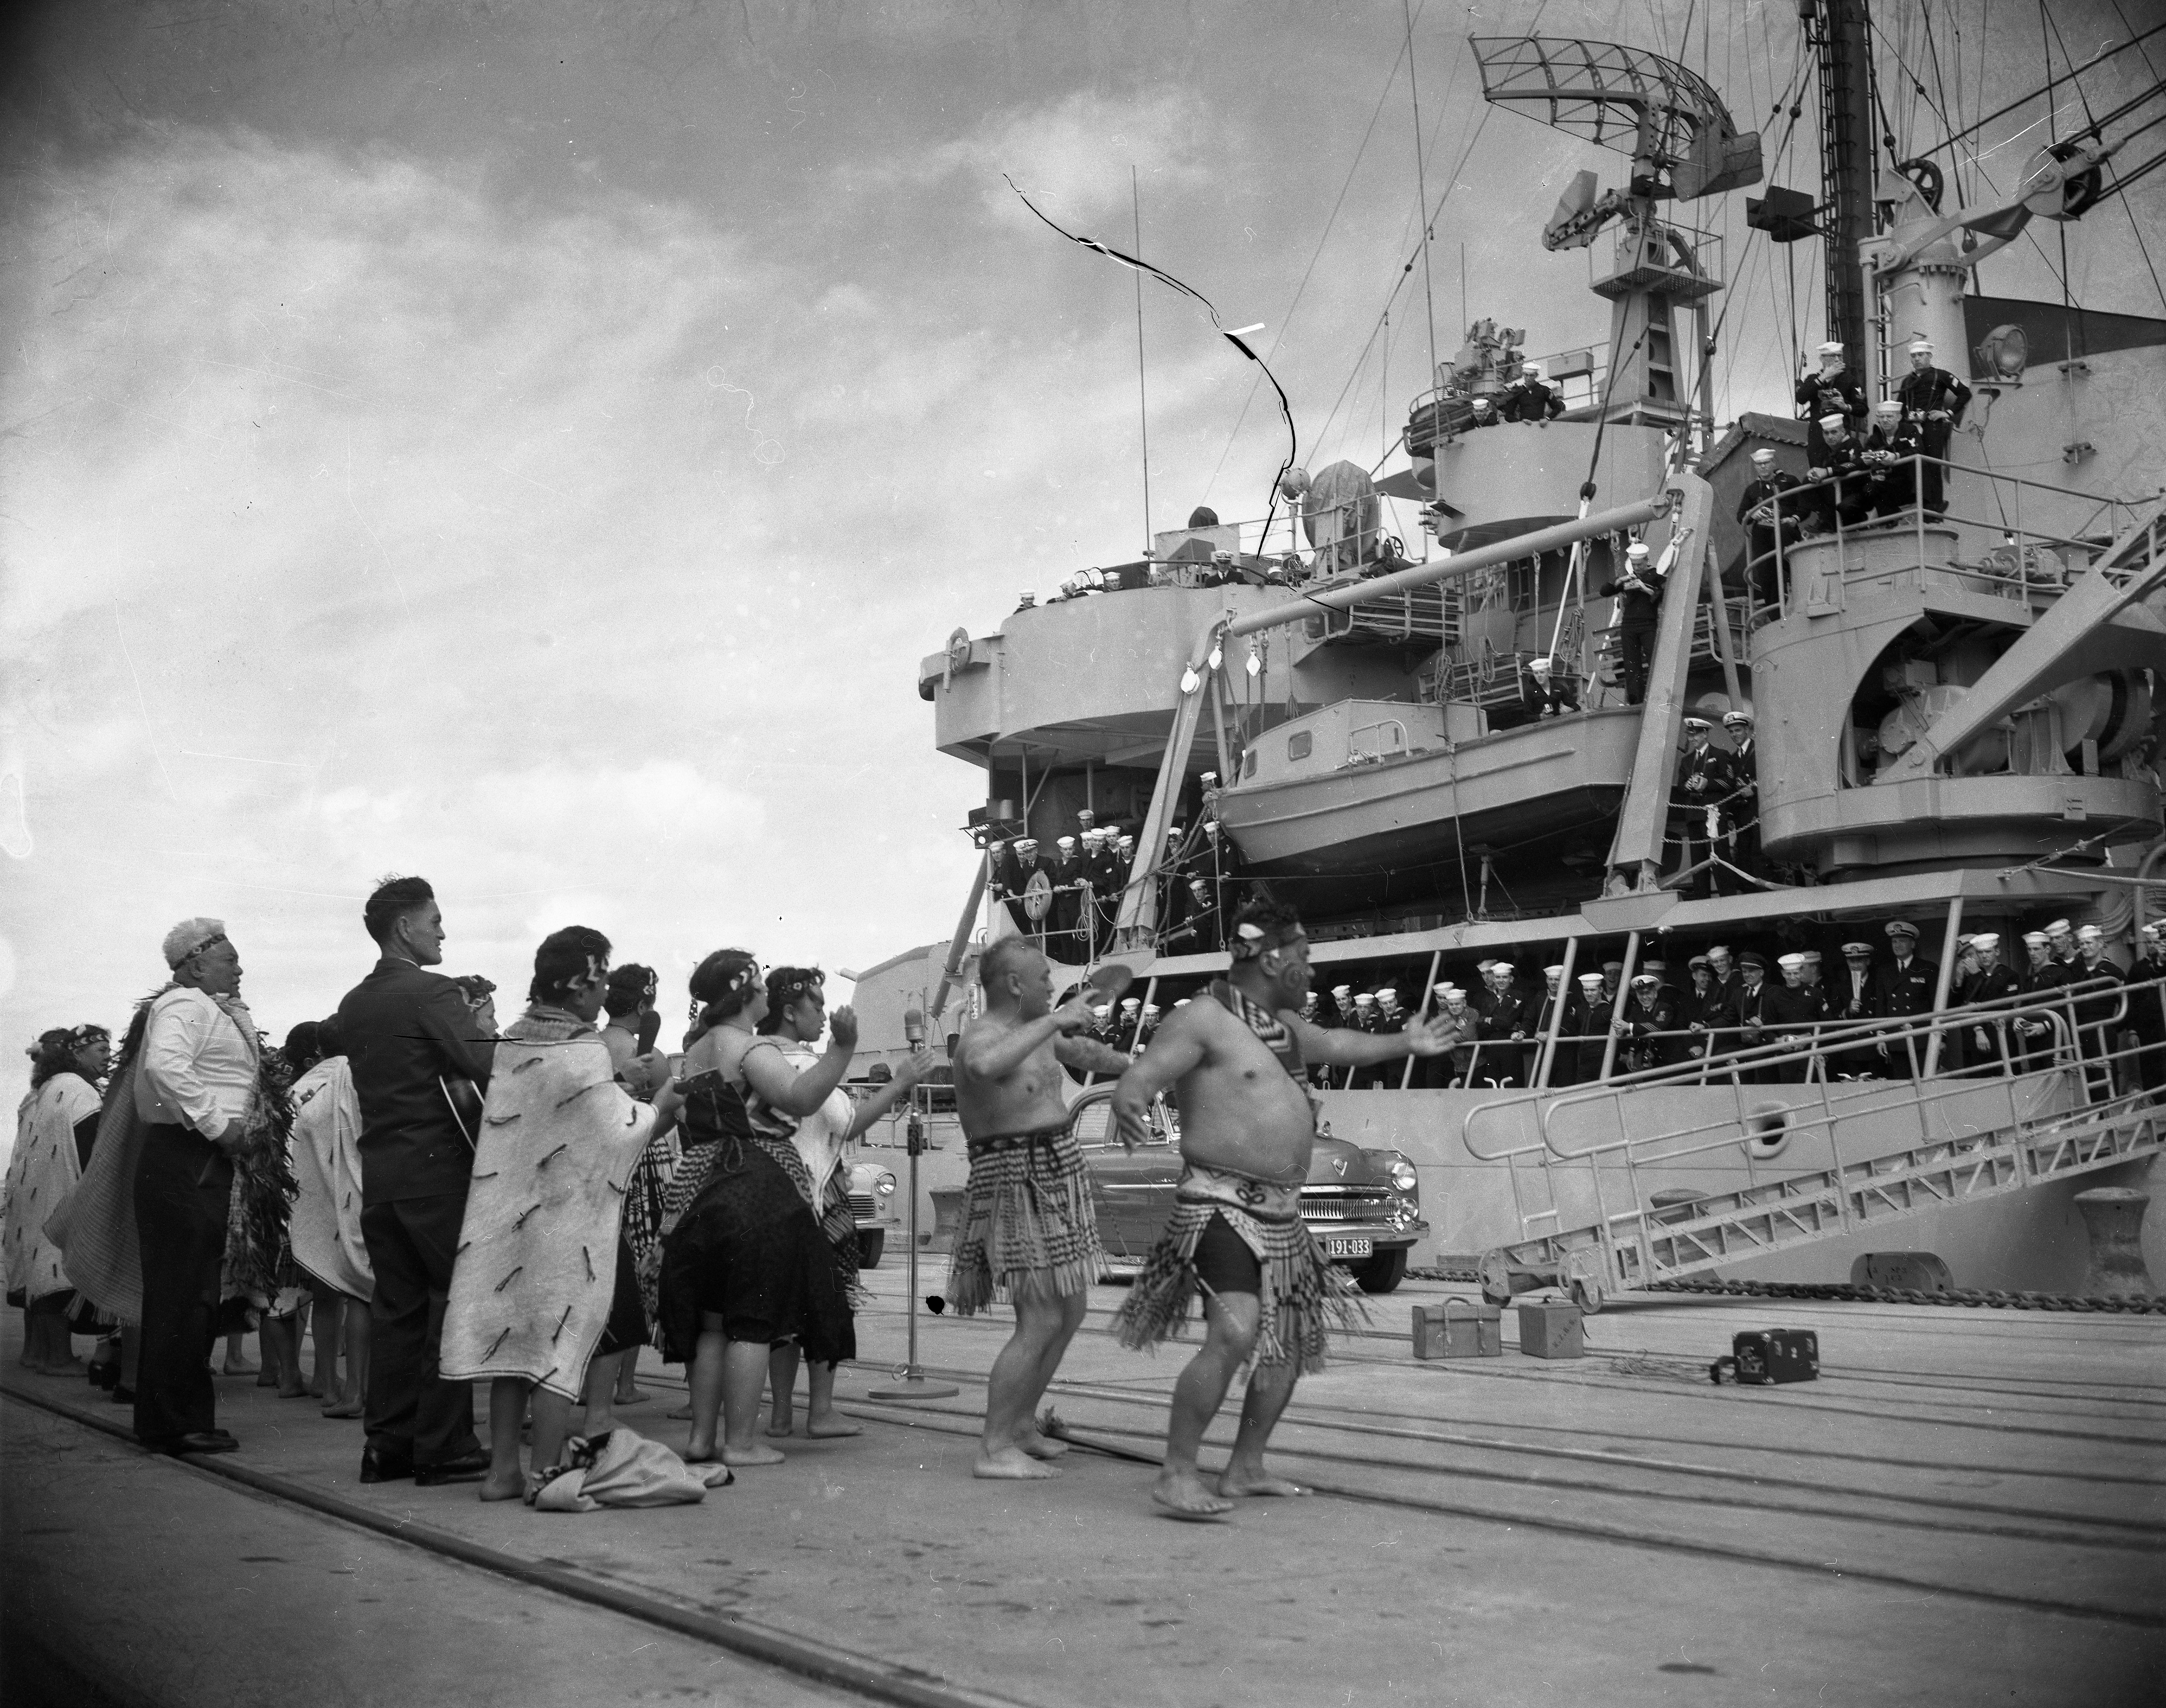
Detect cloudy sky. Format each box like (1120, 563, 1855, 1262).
(4, 0, 2159, 1133)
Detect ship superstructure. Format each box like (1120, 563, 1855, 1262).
(892, 3, 2166, 1298)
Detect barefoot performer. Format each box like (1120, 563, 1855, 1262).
(951, 938, 1134, 1479)
(1109, 897, 1450, 1517)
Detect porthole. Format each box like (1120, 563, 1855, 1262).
(1742, 1101, 1792, 1161)
(1288, 731, 1313, 761)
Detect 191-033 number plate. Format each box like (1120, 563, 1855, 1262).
(1323, 1237, 1373, 1258)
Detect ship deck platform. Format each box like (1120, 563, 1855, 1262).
(4, 1267, 2161, 1708)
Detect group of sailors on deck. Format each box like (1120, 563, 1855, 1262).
(1212, 917, 2164, 1096)
(1739, 336, 1977, 603)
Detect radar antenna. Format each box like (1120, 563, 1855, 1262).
(1472, 37, 1762, 434)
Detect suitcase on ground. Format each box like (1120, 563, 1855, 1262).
(1411, 1298, 1502, 1359)
(1710, 1328, 1819, 1385)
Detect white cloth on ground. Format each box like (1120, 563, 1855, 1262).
(286, 1055, 372, 1300)
(439, 1009, 655, 1401)
(5, 1074, 100, 1301)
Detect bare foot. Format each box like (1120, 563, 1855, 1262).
(721, 1442, 786, 1467)
(1218, 1471, 1306, 1498)
(667, 1402, 694, 1421)
(974, 1445, 1059, 1480)
(223, 1359, 259, 1377)
(278, 1381, 311, 1399)
(478, 1471, 526, 1502)
(1151, 1469, 1233, 1520)
(322, 1398, 364, 1419)
(309, 1378, 328, 1399)
(1016, 1429, 1069, 1460)
(37, 1357, 85, 1377)
(255, 1367, 278, 1388)
(805, 1416, 863, 1438)
(765, 1413, 794, 1438)
(615, 1388, 651, 1406)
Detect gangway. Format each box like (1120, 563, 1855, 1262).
(1465, 976, 2166, 1309)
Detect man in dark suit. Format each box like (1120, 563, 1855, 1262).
(336, 875, 495, 1486)
(1719, 712, 1762, 874)
(1869, 920, 1939, 1078)
(1672, 718, 1729, 895)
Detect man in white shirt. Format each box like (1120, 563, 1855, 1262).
(133, 918, 258, 1455)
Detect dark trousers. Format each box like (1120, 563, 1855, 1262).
(1915, 424, 1951, 515)
(133, 1123, 233, 1445)
(1617, 627, 1653, 705)
(360, 1192, 480, 1467)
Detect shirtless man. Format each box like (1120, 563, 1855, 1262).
(1109, 898, 1450, 1517)
(951, 937, 1134, 1479)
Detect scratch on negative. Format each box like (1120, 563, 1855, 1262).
(534, 1143, 569, 1169)
(485, 1326, 512, 1357)
(582, 1246, 595, 1281)
(551, 1305, 573, 1343)
(494, 1266, 523, 1293)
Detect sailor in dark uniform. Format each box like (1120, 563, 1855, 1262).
(1763, 953, 1823, 1082)
(1466, 394, 1500, 430)
(2046, 917, 2080, 974)
(1797, 341, 1869, 462)
(1477, 961, 1528, 1086)
(1048, 835, 1085, 958)
(1830, 940, 1880, 1077)
(1869, 920, 1939, 1077)
(1955, 933, 2019, 1075)
(1574, 973, 1613, 1082)
(2070, 925, 2126, 1100)
(1529, 964, 1584, 1088)
(1524, 655, 1579, 718)
(1735, 447, 1803, 608)
(1599, 540, 1665, 706)
(1671, 718, 1728, 895)
(2012, 931, 2071, 1071)
(1730, 950, 1777, 1081)
(1614, 973, 1678, 1074)
(1678, 956, 1721, 1072)
(1500, 362, 1565, 423)
(1806, 413, 1876, 531)
(1893, 337, 1972, 519)
(992, 837, 1042, 935)
(1863, 399, 1927, 519)
(2129, 922, 2166, 1092)
(1717, 711, 1761, 874)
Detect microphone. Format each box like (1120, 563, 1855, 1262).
(903, 1007, 925, 1047)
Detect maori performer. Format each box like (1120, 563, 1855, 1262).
(7, 1026, 110, 1373)
(948, 937, 1132, 1479)
(1108, 898, 1449, 1518)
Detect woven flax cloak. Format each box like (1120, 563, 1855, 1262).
(440, 1013, 655, 1401)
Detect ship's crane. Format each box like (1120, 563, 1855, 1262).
(1472, 37, 1762, 433)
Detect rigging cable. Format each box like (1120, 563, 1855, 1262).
(2065, 1, 2166, 312)
(1914, 19, 2166, 160)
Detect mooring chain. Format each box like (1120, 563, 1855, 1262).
(1642, 1277, 2166, 1314)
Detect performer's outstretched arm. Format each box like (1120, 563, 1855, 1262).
(1290, 1011, 1452, 1067)
(1109, 1011, 1208, 1149)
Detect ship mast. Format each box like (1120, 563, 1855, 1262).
(1805, 0, 1878, 388)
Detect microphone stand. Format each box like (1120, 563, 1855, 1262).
(866, 1085, 958, 1402)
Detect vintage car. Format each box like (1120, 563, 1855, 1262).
(844, 1157, 901, 1268)
(1067, 1086, 1427, 1293)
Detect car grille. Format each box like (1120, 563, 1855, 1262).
(848, 1194, 877, 1219)
(1298, 1193, 1391, 1223)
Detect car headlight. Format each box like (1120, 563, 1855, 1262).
(1388, 1157, 1419, 1194)
(875, 1173, 897, 1196)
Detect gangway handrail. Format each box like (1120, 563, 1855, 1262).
(1462, 969, 2152, 1164)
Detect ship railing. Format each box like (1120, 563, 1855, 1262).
(1461, 978, 2162, 1262)
(1741, 457, 2151, 628)
(1463, 978, 2151, 1192)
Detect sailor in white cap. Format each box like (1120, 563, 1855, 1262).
(1759, 953, 1823, 1081)
(1871, 920, 1936, 1078)
(1525, 964, 1584, 1086)
(1863, 396, 1922, 518)
(1419, 985, 1475, 1088)
(1600, 540, 1665, 705)
(1894, 336, 1971, 518)
(1798, 339, 1867, 458)
(1807, 410, 1873, 529)
(2046, 918, 2078, 968)
(2012, 933, 2068, 1069)
(1571, 972, 1614, 1081)
(1737, 448, 1803, 606)
(2068, 925, 2127, 1097)
(1952, 932, 2019, 1075)
(1613, 971, 1676, 1076)
(1523, 653, 1579, 719)
(1503, 359, 1564, 423)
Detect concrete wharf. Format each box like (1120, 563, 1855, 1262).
(4, 1269, 2160, 1707)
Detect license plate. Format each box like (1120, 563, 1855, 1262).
(1324, 1237, 1373, 1259)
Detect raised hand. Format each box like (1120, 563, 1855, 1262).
(827, 1005, 860, 1051)
(1404, 1013, 1454, 1056)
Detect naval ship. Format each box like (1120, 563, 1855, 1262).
(857, 4, 2166, 1305)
